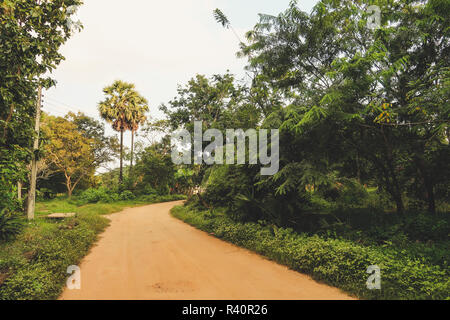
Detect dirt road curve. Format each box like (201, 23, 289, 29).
(60, 201, 354, 300)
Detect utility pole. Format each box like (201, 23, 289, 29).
(27, 85, 42, 220)
(17, 181, 22, 200)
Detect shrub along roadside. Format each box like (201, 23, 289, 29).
(0, 195, 185, 300)
(0, 209, 23, 241)
(171, 205, 450, 300)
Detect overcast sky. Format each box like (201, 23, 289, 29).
(42, 0, 318, 150)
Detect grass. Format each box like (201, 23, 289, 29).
(171, 204, 450, 300)
(0, 194, 185, 300)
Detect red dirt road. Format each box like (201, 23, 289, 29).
(60, 201, 354, 300)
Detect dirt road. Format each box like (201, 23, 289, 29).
(60, 201, 354, 300)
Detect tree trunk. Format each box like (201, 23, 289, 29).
(386, 160, 404, 214)
(197, 193, 211, 209)
(425, 181, 436, 214)
(66, 175, 72, 198)
(27, 85, 42, 220)
(415, 156, 436, 214)
(17, 181, 22, 200)
(130, 130, 134, 175)
(381, 126, 404, 215)
(356, 153, 361, 183)
(392, 189, 404, 215)
(370, 154, 404, 215)
(119, 129, 124, 184)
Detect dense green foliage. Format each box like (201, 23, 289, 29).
(172, 204, 449, 300)
(76, 186, 185, 205)
(161, 0, 449, 227)
(0, 209, 23, 241)
(0, 0, 83, 215)
(235, 0, 449, 215)
(0, 200, 110, 300)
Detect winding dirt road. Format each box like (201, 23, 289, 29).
(60, 201, 354, 300)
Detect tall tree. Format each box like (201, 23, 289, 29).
(128, 99, 149, 173)
(68, 112, 120, 170)
(41, 115, 95, 198)
(98, 80, 147, 184)
(0, 0, 82, 214)
(161, 73, 260, 133)
(134, 141, 175, 194)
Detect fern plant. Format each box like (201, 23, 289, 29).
(0, 209, 23, 241)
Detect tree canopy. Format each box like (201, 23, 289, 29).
(0, 0, 82, 213)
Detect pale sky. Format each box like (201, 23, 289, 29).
(42, 0, 318, 151)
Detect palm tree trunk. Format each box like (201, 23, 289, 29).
(130, 130, 134, 172)
(119, 129, 124, 184)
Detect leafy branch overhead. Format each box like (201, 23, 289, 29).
(213, 8, 230, 29)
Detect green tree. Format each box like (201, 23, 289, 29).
(134, 141, 175, 195)
(68, 112, 119, 170)
(161, 73, 261, 189)
(128, 100, 149, 173)
(98, 80, 148, 184)
(239, 0, 449, 214)
(41, 115, 95, 198)
(0, 0, 82, 213)
(161, 73, 260, 133)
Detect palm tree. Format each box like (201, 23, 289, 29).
(129, 100, 149, 173)
(98, 80, 147, 184)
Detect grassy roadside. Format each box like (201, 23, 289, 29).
(0, 195, 185, 300)
(171, 204, 450, 300)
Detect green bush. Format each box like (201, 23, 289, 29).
(119, 190, 135, 201)
(36, 188, 57, 201)
(136, 194, 186, 203)
(79, 187, 108, 203)
(0, 215, 105, 299)
(0, 264, 58, 300)
(333, 179, 370, 207)
(78, 187, 178, 204)
(78, 187, 119, 204)
(171, 205, 450, 300)
(156, 184, 170, 196)
(0, 209, 23, 241)
(0, 207, 109, 300)
(203, 165, 256, 209)
(405, 213, 449, 242)
(143, 185, 158, 196)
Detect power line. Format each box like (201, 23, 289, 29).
(44, 99, 78, 111)
(41, 104, 67, 115)
(44, 96, 100, 118)
(45, 96, 85, 112)
(43, 100, 77, 113)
